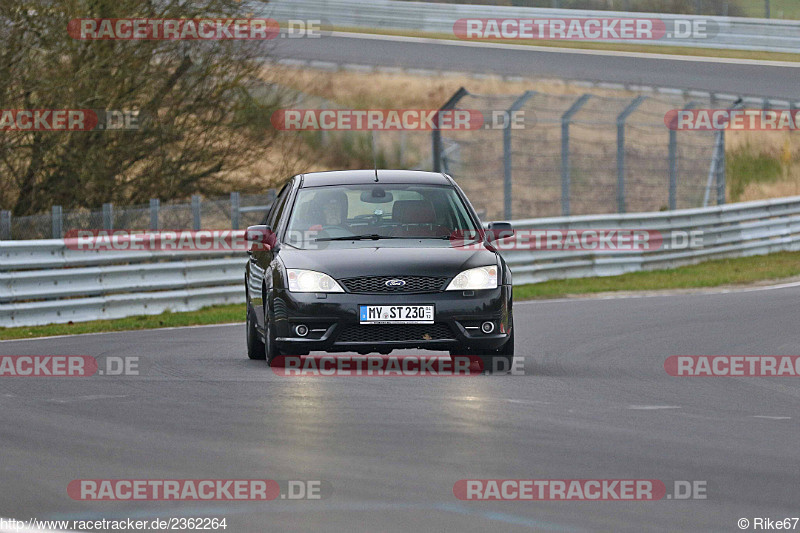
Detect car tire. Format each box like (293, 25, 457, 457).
(246, 305, 266, 360)
(480, 327, 515, 374)
(264, 310, 282, 367)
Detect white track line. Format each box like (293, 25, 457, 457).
(517, 280, 800, 305)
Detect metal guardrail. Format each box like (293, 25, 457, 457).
(266, 0, 800, 53)
(504, 195, 800, 284)
(0, 242, 244, 328)
(3, 196, 800, 328)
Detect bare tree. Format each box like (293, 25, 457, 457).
(0, 0, 292, 215)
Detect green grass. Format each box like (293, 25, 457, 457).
(515, 250, 800, 299)
(727, 147, 784, 202)
(4, 251, 800, 340)
(736, 0, 800, 19)
(0, 305, 243, 341)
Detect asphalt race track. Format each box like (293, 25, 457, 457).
(272, 32, 800, 101)
(2, 284, 800, 532)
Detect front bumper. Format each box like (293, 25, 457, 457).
(271, 286, 512, 353)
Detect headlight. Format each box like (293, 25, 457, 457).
(446, 265, 498, 291)
(287, 269, 344, 293)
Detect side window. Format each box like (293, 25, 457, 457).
(266, 183, 291, 228)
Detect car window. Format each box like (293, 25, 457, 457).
(266, 182, 291, 229)
(285, 184, 480, 248)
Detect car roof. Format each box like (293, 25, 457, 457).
(299, 170, 451, 188)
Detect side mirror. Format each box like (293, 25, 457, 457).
(485, 222, 514, 242)
(245, 225, 275, 250)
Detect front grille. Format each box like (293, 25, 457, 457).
(337, 323, 454, 343)
(340, 276, 447, 294)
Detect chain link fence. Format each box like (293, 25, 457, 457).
(434, 88, 735, 221)
(2, 85, 786, 237)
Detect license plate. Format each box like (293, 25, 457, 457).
(359, 305, 434, 324)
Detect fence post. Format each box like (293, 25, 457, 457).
(371, 130, 379, 168)
(717, 127, 726, 206)
(102, 203, 113, 230)
(0, 210, 10, 240)
(399, 130, 407, 168)
(51, 205, 63, 239)
(669, 101, 698, 211)
(765, 0, 770, 18)
(561, 94, 591, 216)
(704, 99, 741, 207)
(616, 95, 647, 214)
(149, 199, 160, 231)
(230, 192, 240, 230)
(503, 91, 536, 220)
(704, 132, 724, 208)
(192, 195, 201, 230)
(320, 102, 329, 147)
(668, 129, 677, 211)
(432, 88, 468, 173)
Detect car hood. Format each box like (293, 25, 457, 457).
(279, 241, 498, 280)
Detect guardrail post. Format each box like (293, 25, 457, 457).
(503, 91, 536, 220)
(230, 192, 240, 230)
(1, 210, 11, 240)
(560, 94, 591, 216)
(616, 95, 647, 214)
(765, 0, 770, 18)
(192, 195, 201, 230)
(432, 87, 468, 173)
(102, 203, 113, 230)
(149, 199, 159, 230)
(51, 205, 63, 239)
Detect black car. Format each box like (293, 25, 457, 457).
(244, 170, 514, 370)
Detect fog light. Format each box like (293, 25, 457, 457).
(481, 321, 495, 334)
(295, 324, 309, 337)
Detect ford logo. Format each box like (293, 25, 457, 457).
(385, 279, 406, 287)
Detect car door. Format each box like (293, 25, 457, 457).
(248, 179, 294, 326)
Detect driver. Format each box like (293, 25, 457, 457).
(311, 189, 349, 229)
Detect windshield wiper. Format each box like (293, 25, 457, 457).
(316, 234, 482, 242)
(315, 234, 402, 242)
(431, 234, 481, 241)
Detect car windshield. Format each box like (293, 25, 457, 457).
(284, 184, 480, 248)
